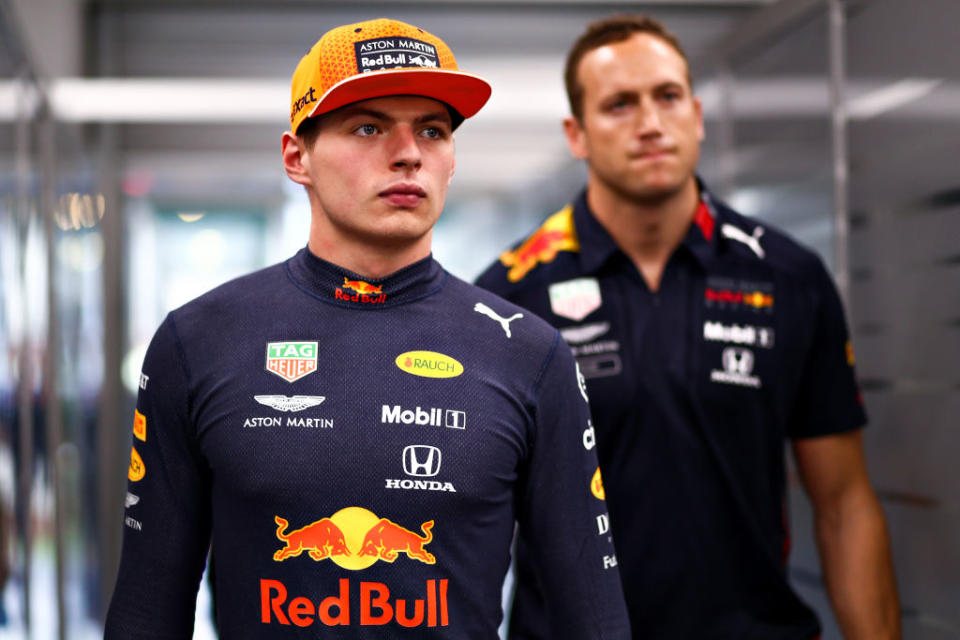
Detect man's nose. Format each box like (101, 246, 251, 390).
(635, 99, 663, 137)
(389, 125, 422, 170)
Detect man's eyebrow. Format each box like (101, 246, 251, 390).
(341, 106, 392, 122)
(654, 80, 686, 91)
(339, 107, 451, 127)
(415, 111, 452, 126)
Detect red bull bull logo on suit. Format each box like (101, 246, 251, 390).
(262, 507, 448, 628)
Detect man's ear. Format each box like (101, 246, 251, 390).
(281, 131, 312, 187)
(694, 95, 705, 142)
(563, 116, 589, 160)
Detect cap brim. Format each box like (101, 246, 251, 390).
(306, 68, 492, 124)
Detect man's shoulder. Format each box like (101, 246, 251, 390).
(716, 203, 829, 284)
(475, 203, 584, 301)
(444, 273, 561, 348)
(168, 260, 290, 328)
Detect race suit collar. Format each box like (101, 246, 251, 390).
(286, 246, 447, 309)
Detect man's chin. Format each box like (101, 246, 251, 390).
(623, 179, 688, 205)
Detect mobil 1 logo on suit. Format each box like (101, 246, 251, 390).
(381, 405, 466, 430)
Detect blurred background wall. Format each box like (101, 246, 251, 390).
(0, 0, 957, 638)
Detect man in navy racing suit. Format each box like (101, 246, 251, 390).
(105, 18, 630, 639)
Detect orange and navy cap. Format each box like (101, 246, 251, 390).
(289, 18, 492, 134)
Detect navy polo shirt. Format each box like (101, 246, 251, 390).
(476, 182, 866, 639)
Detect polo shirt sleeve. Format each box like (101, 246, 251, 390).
(787, 258, 868, 439)
(515, 332, 631, 639)
(104, 314, 212, 639)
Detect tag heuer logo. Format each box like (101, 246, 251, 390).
(265, 341, 318, 383)
(549, 278, 602, 321)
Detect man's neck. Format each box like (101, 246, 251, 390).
(307, 229, 432, 280)
(587, 176, 699, 292)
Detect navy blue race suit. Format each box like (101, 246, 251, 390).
(105, 248, 630, 639)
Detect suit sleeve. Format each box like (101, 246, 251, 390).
(787, 257, 868, 438)
(104, 314, 212, 639)
(514, 332, 631, 639)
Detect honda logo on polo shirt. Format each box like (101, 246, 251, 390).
(711, 347, 762, 388)
(722, 348, 754, 375)
(403, 445, 442, 477)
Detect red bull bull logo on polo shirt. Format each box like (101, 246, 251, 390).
(263, 507, 448, 628)
(265, 341, 318, 383)
(500, 205, 580, 282)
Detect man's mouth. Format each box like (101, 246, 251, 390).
(379, 184, 427, 208)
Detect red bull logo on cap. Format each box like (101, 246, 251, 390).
(500, 205, 579, 282)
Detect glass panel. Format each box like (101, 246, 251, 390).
(846, 0, 960, 637)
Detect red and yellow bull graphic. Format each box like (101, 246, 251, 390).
(263, 507, 447, 628)
(336, 277, 387, 304)
(272, 507, 435, 568)
(133, 409, 146, 442)
(704, 288, 774, 311)
(742, 291, 774, 309)
(500, 205, 579, 282)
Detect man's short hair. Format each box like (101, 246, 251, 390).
(297, 116, 323, 150)
(564, 14, 692, 121)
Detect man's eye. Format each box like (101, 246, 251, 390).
(604, 98, 630, 112)
(421, 126, 443, 139)
(354, 124, 378, 136)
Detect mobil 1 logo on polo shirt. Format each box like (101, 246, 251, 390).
(355, 37, 439, 72)
(265, 341, 318, 383)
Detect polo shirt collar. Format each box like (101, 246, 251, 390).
(573, 190, 622, 275)
(573, 177, 725, 275)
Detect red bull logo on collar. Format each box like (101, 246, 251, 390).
(500, 205, 579, 282)
(336, 278, 387, 304)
